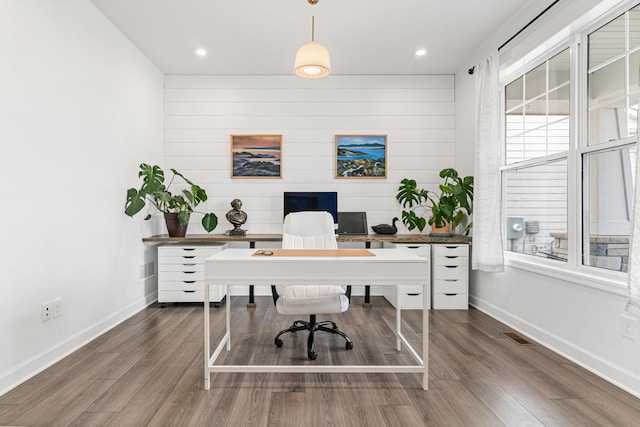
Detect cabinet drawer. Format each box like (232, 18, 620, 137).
(432, 293, 468, 309)
(398, 293, 424, 309)
(392, 244, 431, 258)
(433, 265, 468, 280)
(383, 286, 429, 310)
(433, 245, 468, 258)
(158, 280, 203, 291)
(432, 278, 467, 294)
(158, 245, 226, 257)
(400, 284, 425, 294)
(159, 290, 203, 303)
(158, 255, 204, 264)
(158, 288, 226, 303)
(434, 256, 468, 267)
(159, 270, 203, 281)
(158, 263, 204, 272)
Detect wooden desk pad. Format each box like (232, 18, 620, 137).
(252, 249, 375, 257)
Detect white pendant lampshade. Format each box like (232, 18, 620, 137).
(294, 16, 331, 78)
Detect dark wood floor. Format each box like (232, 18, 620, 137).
(2, 296, 640, 426)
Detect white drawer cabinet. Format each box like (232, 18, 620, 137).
(432, 244, 469, 309)
(158, 244, 227, 304)
(383, 243, 430, 309)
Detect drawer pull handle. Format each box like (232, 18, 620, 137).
(182, 248, 196, 251)
(445, 279, 458, 282)
(182, 256, 196, 259)
(183, 290, 196, 293)
(444, 293, 458, 296)
(183, 263, 196, 267)
(407, 246, 419, 249)
(184, 271, 196, 274)
(445, 256, 458, 259)
(407, 293, 419, 296)
(444, 266, 459, 269)
(183, 280, 196, 284)
(444, 246, 457, 249)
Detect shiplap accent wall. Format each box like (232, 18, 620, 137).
(164, 75, 456, 234)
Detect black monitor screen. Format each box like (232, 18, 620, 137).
(283, 192, 338, 224)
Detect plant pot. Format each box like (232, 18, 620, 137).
(429, 219, 453, 237)
(164, 212, 189, 237)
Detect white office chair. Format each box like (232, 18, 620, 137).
(271, 211, 354, 360)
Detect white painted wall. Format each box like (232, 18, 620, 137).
(164, 75, 458, 297)
(163, 75, 457, 235)
(456, 0, 640, 397)
(0, 0, 164, 395)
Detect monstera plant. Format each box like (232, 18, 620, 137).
(395, 168, 473, 236)
(124, 163, 218, 236)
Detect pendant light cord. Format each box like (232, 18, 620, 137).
(311, 16, 315, 42)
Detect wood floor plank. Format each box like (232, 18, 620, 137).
(267, 391, 305, 427)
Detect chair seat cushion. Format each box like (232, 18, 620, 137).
(276, 286, 349, 315)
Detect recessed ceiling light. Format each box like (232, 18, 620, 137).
(195, 48, 207, 56)
(415, 48, 427, 57)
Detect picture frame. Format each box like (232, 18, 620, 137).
(230, 134, 282, 178)
(335, 134, 387, 178)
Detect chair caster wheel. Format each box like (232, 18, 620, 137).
(346, 342, 354, 350)
(275, 338, 283, 347)
(308, 351, 317, 360)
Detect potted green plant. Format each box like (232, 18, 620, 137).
(124, 163, 218, 237)
(395, 168, 474, 236)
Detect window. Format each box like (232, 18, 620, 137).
(503, 49, 570, 261)
(584, 5, 640, 272)
(501, 2, 640, 278)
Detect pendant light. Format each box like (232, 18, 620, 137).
(294, 16, 331, 78)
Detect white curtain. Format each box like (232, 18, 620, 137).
(472, 52, 505, 272)
(627, 119, 640, 315)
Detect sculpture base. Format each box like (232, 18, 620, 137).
(225, 229, 247, 236)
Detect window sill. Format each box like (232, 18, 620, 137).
(504, 253, 628, 296)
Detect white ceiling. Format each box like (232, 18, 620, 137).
(89, 0, 545, 76)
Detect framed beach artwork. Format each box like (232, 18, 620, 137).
(230, 134, 282, 178)
(335, 134, 387, 179)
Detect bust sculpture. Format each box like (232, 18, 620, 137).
(226, 198, 247, 236)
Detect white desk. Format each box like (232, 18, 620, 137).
(203, 248, 430, 390)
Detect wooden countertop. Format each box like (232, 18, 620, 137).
(142, 233, 471, 244)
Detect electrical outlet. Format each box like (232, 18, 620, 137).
(621, 314, 636, 340)
(53, 298, 61, 318)
(41, 302, 52, 322)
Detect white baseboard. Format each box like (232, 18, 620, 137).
(469, 294, 640, 399)
(0, 291, 157, 397)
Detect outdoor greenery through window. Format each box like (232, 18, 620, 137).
(503, 49, 570, 261)
(584, 5, 640, 272)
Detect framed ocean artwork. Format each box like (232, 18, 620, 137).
(230, 134, 282, 178)
(335, 134, 387, 178)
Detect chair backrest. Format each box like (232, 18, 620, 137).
(282, 211, 338, 249)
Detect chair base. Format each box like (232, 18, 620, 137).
(274, 314, 353, 360)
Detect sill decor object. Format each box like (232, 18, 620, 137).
(231, 134, 282, 178)
(336, 134, 387, 178)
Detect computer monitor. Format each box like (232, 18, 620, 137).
(283, 191, 338, 225)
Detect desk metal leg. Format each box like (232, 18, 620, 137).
(248, 241, 256, 308)
(363, 242, 372, 308)
(423, 286, 429, 390)
(204, 284, 211, 390)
